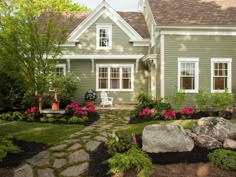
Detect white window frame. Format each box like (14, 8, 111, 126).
(151, 20, 156, 47)
(211, 58, 232, 93)
(178, 58, 199, 93)
(55, 64, 66, 76)
(96, 64, 134, 92)
(96, 24, 112, 50)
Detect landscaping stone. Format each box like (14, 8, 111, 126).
(85, 140, 102, 152)
(94, 136, 108, 142)
(192, 117, 236, 142)
(53, 158, 67, 169)
(14, 164, 33, 177)
(68, 149, 89, 164)
(51, 152, 67, 158)
(38, 168, 55, 177)
(99, 132, 109, 137)
(194, 134, 222, 149)
(61, 162, 89, 177)
(67, 143, 82, 151)
(26, 151, 49, 166)
(223, 138, 236, 149)
(50, 144, 67, 151)
(64, 139, 80, 144)
(142, 124, 194, 153)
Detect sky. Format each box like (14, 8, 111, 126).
(74, 0, 139, 11)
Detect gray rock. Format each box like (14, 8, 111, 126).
(50, 144, 67, 151)
(26, 151, 49, 166)
(51, 152, 67, 158)
(85, 141, 102, 151)
(53, 158, 67, 169)
(14, 164, 33, 177)
(37, 168, 55, 177)
(68, 149, 89, 164)
(192, 117, 236, 142)
(99, 132, 109, 137)
(64, 139, 80, 144)
(94, 136, 108, 142)
(223, 138, 236, 149)
(142, 124, 194, 153)
(194, 134, 222, 149)
(61, 162, 88, 177)
(67, 143, 82, 151)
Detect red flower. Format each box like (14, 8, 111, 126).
(180, 107, 193, 115)
(164, 109, 176, 120)
(138, 108, 154, 117)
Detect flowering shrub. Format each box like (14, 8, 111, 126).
(180, 107, 193, 119)
(85, 102, 95, 113)
(164, 109, 176, 120)
(84, 89, 97, 102)
(74, 106, 86, 117)
(138, 108, 154, 118)
(65, 102, 80, 115)
(25, 106, 40, 121)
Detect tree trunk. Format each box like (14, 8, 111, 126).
(38, 95, 43, 112)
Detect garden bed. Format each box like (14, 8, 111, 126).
(0, 140, 47, 177)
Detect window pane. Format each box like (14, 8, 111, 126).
(214, 77, 227, 90)
(180, 77, 195, 90)
(122, 79, 131, 89)
(56, 67, 64, 76)
(111, 79, 120, 89)
(99, 79, 108, 89)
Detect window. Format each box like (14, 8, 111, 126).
(96, 64, 134, 91)
(178, 58, 199, 93)
(55, 64, 66, 76)
(211, 58, 232, 93)
(96, 25, 112, 49)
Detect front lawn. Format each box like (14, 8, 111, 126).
(0, 120, 84, 145)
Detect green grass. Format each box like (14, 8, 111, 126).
(122, 119, 196, 135)
(0, 120, 84, 145)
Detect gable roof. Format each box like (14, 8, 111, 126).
(148, 0, 236, 25)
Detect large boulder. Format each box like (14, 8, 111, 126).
(192, 117, 236, 142)
(142, 124, 194, 153)
(223, 138, 236, 149)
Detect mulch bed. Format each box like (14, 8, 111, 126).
(0, 140, 47, 177)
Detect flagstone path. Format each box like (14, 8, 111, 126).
(14, 110, 130, 177)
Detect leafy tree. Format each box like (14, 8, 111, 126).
(0, 0, 88, 111)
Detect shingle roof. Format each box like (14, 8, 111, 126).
(148, 0, 236, 25)
(39, 11, 149, 39)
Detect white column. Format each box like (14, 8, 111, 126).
(66, 59, 71, 73)
(160, 34, 165, 98)
(136, 59, 140, 73)
(91, 59, 94, 73)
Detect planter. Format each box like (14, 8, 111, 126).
(51, 101, 60, 111)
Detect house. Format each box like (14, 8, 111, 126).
(54, 0, 236, 105)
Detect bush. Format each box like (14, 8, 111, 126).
(25, 106, 40, 121)
(208, 149, 236, 170)
(84, 89, 97, 102)
(107, 146, 153, 177)
(0, 113, 12, 121)
(0, 112, 25, 121)
(168, 90, 186, 111)
(68, 116, 89, 124)
(12, 112, 25, 121)
(210, 92, 234, 111)
(106, 132, 133, 155)
(194, 90, 209, 111)
(0, 136, 20, 161)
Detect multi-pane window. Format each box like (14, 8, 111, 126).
(211, 58, 232, 92)
(97, 65, 134, 91)
(178, 58, 199, 93)
(55, 64, 66, 76)
(96, 25, 112, 49)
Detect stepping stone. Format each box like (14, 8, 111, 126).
(80, 135, 91, 139)
(38, 168, 55, 177)
(64, 139, 80, 144)
(50, 144, 67, 151)
(53, 158, 67, 169)
(67, 143, 82, 151)
(94, 136, 108, 142)
(14, 164, 33, 177)
(85, 141, 101, 152)
(51, 152, 67, 158)
(68, 149, 89, 164)
(61, 162, 88, 177)
(26, 151, 49, 167)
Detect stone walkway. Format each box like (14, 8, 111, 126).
(14, 110, 130, 177)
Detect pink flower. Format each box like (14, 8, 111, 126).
(138, 108, 154, 117)
(132, 134, 137, 145)
(85, 102, 95, 113)
(180, 107, 193, 115)
(164, 109, 176, 120)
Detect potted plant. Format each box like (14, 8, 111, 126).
(51, 75, 63, 111)
(84, 89, 97, 104)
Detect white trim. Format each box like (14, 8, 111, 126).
(160, 34, 165, 98)
(160, 30, 236, 36)
(67, 1, 143, 43)
(47, 54, 145, 59)
(151, 20, 156, 47)
(130, 39, 150, 46)
(178, 58, 199, 93)
(66, 59, 71, 72)
(96, 64, 134, 92)
(158, 26, 236, 30)
(56, 64, 66, 76)
(96, 24, 112, 50)
(211, 58, 232, 93)
(91, 59, 95, 73)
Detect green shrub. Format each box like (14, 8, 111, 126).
(194, 90, 209, 111)
(107, 146, 153, 177)
(40, 117, 48, 123)
(0, 113, 12, 121)
(208, 149, 236, 170)
(47, 117, 56, 123)
(106, 132, 133, 155)
(210, 92, 234, 111)
(68, 116, 88, 124)
(0, 136, 20, 161)
(168, 90, 186, 111)
(12, 112, 25, 121)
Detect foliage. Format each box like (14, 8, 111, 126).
(65, 102, 80, 115)
(0, 113, 12, 121)
(194, 90, 209, 111)
(162, 109, 176, 120)
(210, 92, 234, 111)
(84, 89, 97, 102)
(180, 107, 193, 119)
(25, 106, 41, 121)
(21, 94, 52, 109)
(0, 112, 25, 121)
(208, 149, 236, 170)
(106, 132, 133, 155)
(168, 90, 186, 110)
(107, 146, 153, 177)
(66, 102, 96, 118)
(12, 112, 25, 121)
(0, 136, 20, 161)
(138, 109, 155, 119)
(68, 116, 89, 124)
